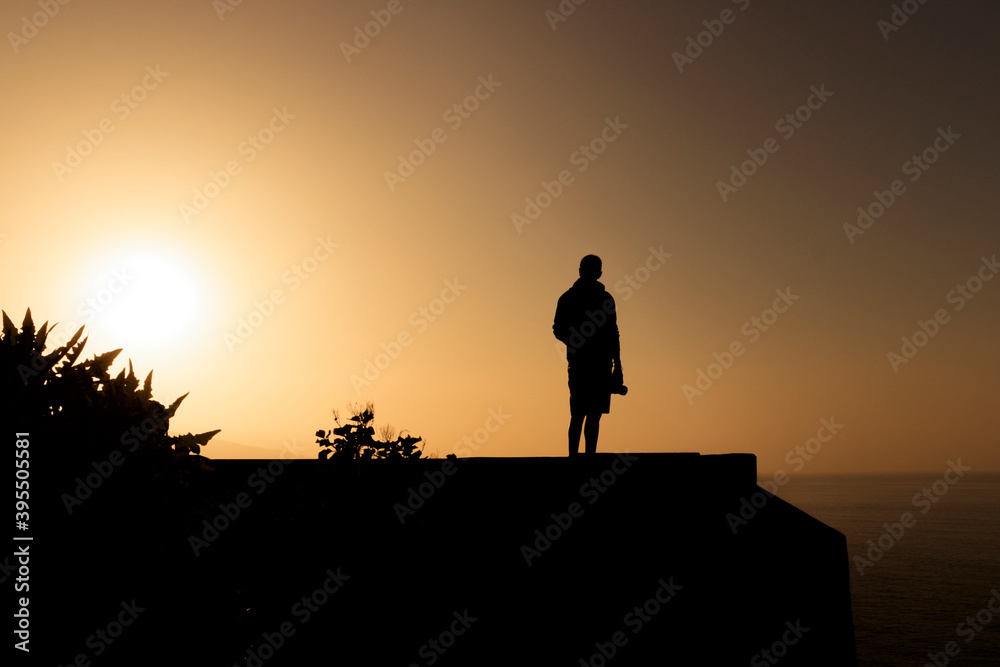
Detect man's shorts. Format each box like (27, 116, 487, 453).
(568, 358, 612, 415)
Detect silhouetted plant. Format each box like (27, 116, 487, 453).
(316, 401, 424, 463)
(1, 307, 219, 486)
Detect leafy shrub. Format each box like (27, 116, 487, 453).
(2, 307, 219, 486)
(316, 401, 424, 463)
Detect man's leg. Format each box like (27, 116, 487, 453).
(568, 412, 585, 456)
(583, 412, 602, 454)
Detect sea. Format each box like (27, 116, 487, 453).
(762, 472, 1000, 666)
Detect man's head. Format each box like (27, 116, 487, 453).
(579, 255, 602, 281)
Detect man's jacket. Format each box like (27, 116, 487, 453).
(553, 279, 620, 363)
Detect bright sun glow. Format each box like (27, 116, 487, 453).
(84, 248, 207, 358)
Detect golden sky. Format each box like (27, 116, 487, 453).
(2, 0, 998, 472)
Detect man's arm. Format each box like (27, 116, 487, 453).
(605, 294, 620, 362)
(605, 294, 622, 381)
(553, 294, 571, 344)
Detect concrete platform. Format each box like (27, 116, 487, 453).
(34, 453, 855, 665)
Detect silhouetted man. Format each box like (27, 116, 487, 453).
(553, 255, 623, 455)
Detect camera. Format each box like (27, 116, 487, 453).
(611, 383, 629, 396)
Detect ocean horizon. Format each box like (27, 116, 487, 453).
(765, 472, 1000, 666)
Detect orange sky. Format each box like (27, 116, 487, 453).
(2, 0, 998, 473)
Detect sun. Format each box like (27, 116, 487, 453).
(84, 246, 208, 358)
